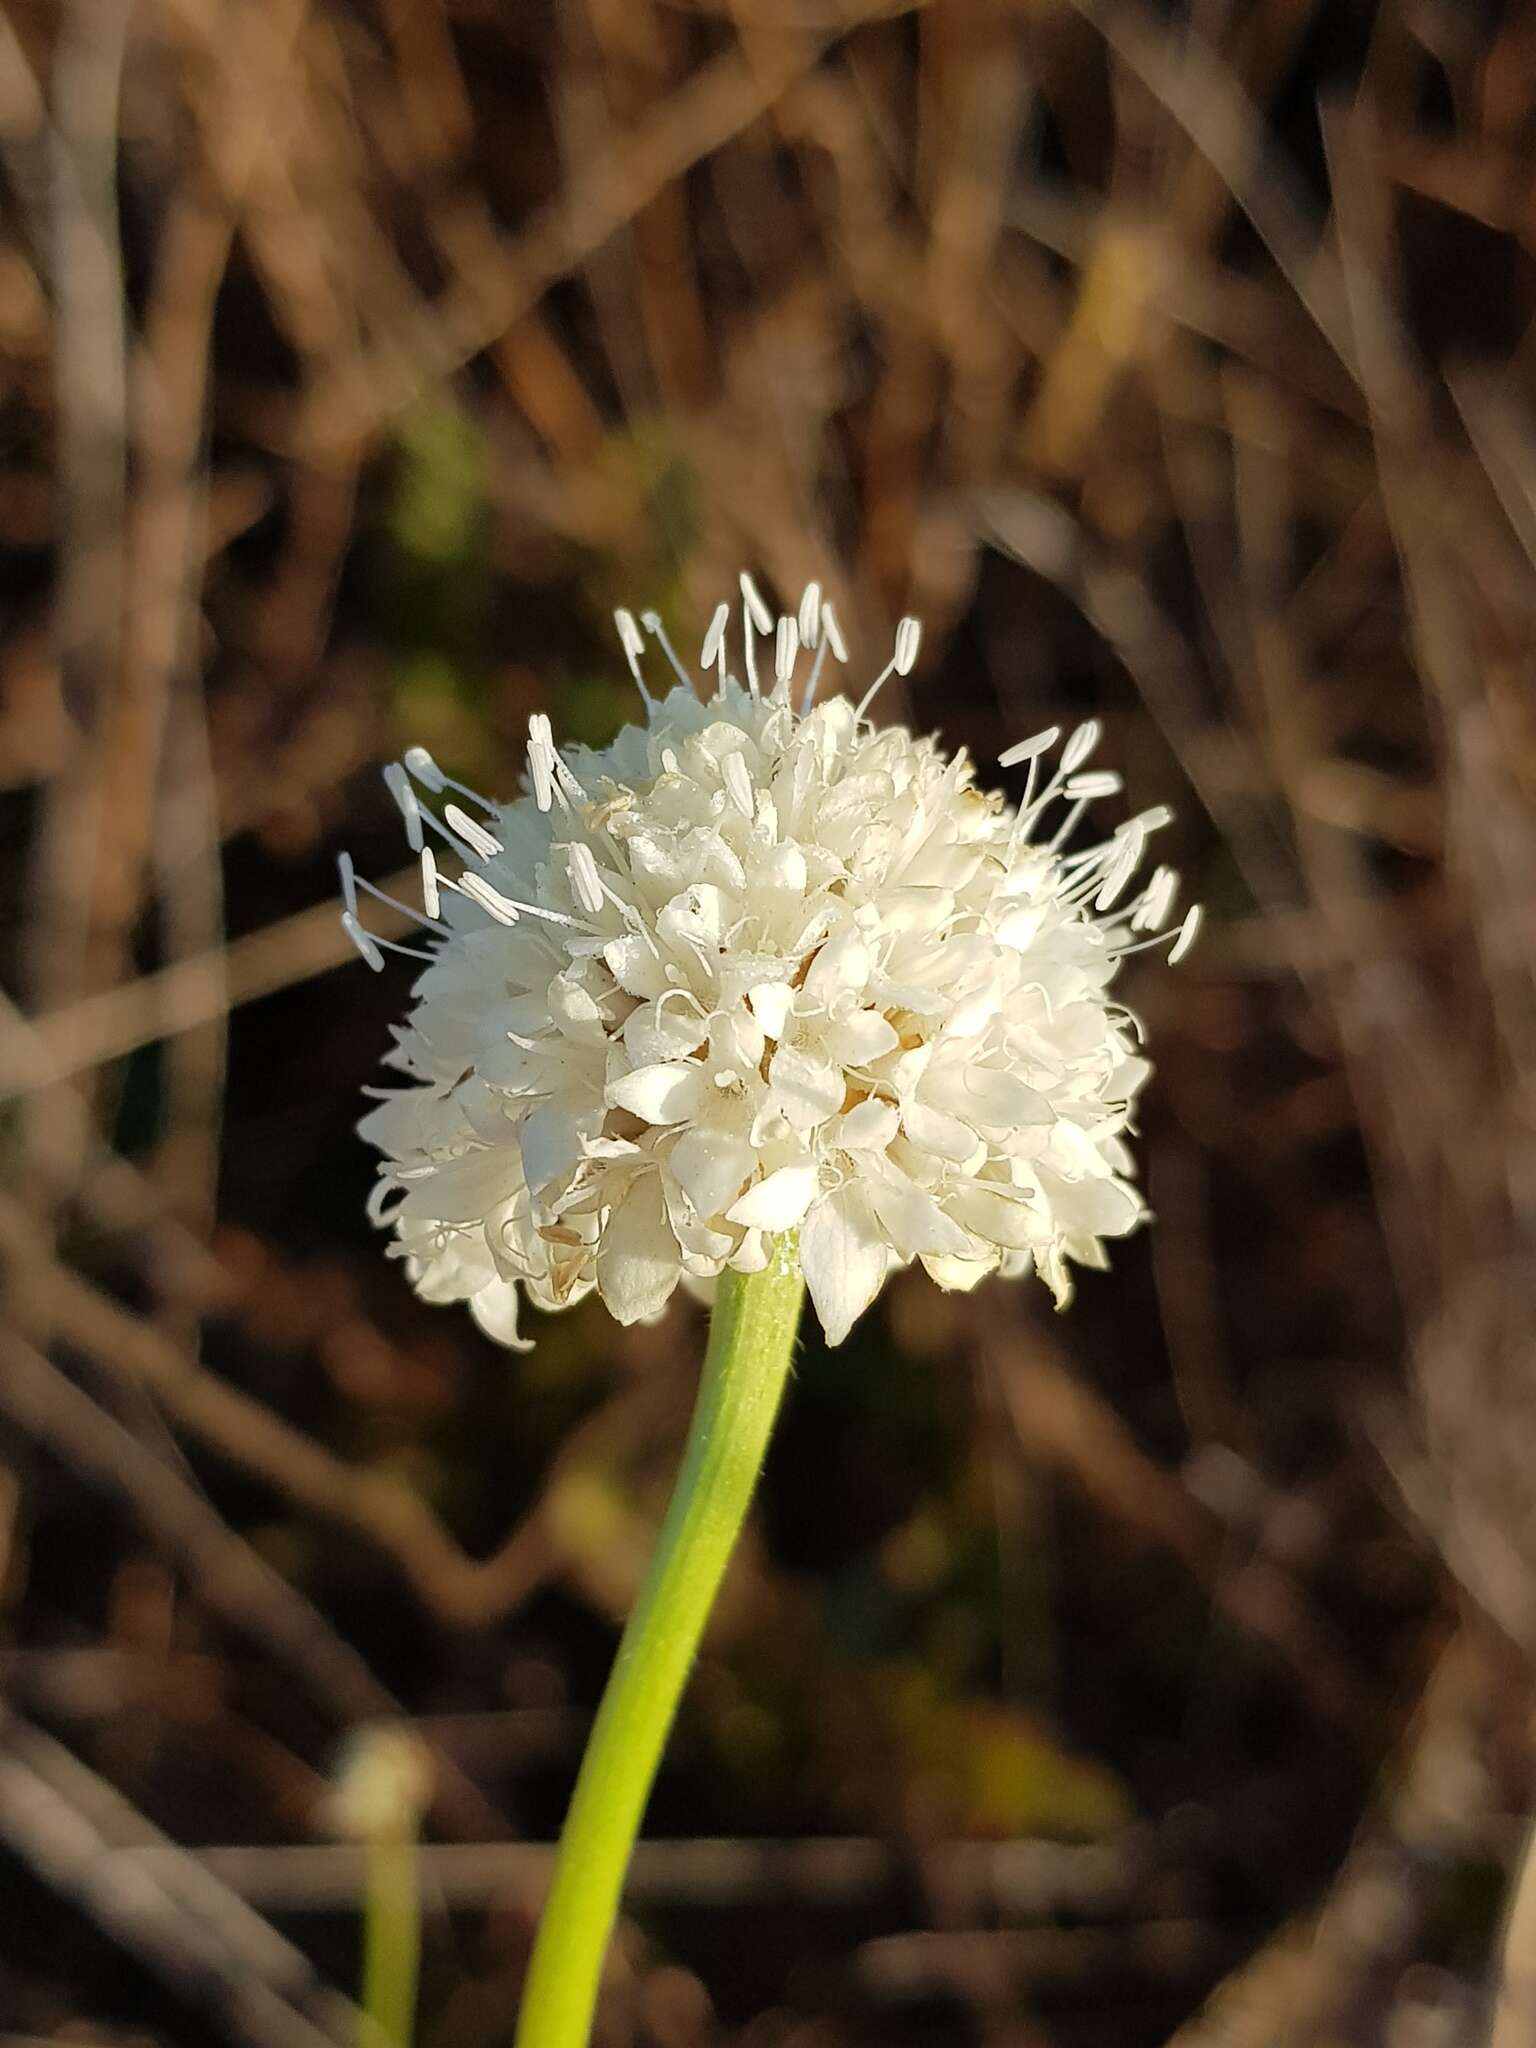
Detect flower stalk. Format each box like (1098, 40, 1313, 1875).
(514, 1242, 805, 2048)
(361, 1817, 420, 2048)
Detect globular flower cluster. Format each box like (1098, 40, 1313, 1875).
(344, 580, 1197, 1347)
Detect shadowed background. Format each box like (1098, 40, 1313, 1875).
(3, 0, 1536, 2042)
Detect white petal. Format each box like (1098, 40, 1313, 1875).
(866, 1176, 978, 1259)
(518, 1102, 585, 1192)
(731, 1229, 770, 1273)
(747, 981, 794, 1040)
(950, 1183, 1042, 1252)
(668, 1126, 756, 1219)
(608, 1062, 711, 1125)
(658, 883, 731, 950)
(803, 930, 871, 1008)
(768, 1045, 846, 1130)
(596, 1173, 682, 1323)
(549, 978, 607, 1043)
(468, 1279, 534, 1351)
(727, 1164, 818, 1230)
(827, 1009, 899, 1065)
(623, 1000, 707, 1066)
(799, 1184, 890, 1345)
(922, 1064, 1052, 1129)
(711, 1007, 765, 1073)
(839, 1098, 899, 1151)
(403, 1148, 524, 1223)
(1041, 1170, 1143, 1238)
(920, 1251, 999, 1293)
(899, 1099, 981, 1164)
(757, 842, 807, 893)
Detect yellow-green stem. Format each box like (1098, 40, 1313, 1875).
(361, 1822, 419, 2048)
(514, 1241, 805, 2048)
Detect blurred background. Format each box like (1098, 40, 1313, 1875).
(3, 0, 1536, 2042)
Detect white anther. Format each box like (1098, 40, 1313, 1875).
(821, 603, 848, 663)
(337, 850, 358, 915)
(1133, 865, 1178, 931)
(739, 572, 773, 634)
(615, 608, 646, 661)
(1064, 770, 1123, 801)
(445, 803, 502, 861)
(382, 764, 425, 851)
(1095, 823, 1146, 911)
(700, 603, 730, 670)
(528, 714, 555, 812)
(893, 616, 922, 676)
(639, 611, 693, 693)
(341, 909, 385, 971)
(1166, 903, 1203, 964)
(420, 846, 441, 919)
(402, 745, 447, 793)
(567, 842, 605, 916)
(999, 727, 1061, 768)
(1061, 720, 1103, 774)
(455, 872, 522, 926)
(774, 616, 799, 688)
(798, 581, 822, 647)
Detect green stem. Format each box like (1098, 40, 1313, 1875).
(514, 1239, 806, 2048)
(361, 1821, 419, 2048)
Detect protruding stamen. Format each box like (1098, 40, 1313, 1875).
(382, 764, 425, 851)
(1133, 864, 1179, 931)
(455, 873, 521, 926)
(798, 581, 822, 647)
(1095, 822, 1146, 911)
(740, 572, 773, 634)
(528, 714, 557, 812)
(456, 868, 524, 925)
(444, 803, 503, 861)
(1166, 904, 1203, 964)
(341, 848, 450, 938)
(402, 745, 499, 818)
(450, 871, 588, 932)
(999, 727, 1061, 769)
(567, 841, 605, 916)
(403, 744, 446, 793)
(1064, 770, 1122, 801)
(420, 846, 441, 919)
(740, 572, 771, 696)
(1061, 719, 1103, 774)
(803, 604, 850, 711)
(341, 910, 386, 970)
(615, 608, 645, 662)
(700, 602, 730, 671)
(893, 616, 921, 676)
(614, 608, 654, 707)
(1047, 798, 1091, 852)
(774, 616, 799, 694)
(854, 663, 895, 719)
(639, 611, 694, 694)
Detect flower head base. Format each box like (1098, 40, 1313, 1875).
(346, 579, 1198, 1347)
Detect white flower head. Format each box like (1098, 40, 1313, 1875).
(345, 580, 1198, 1348)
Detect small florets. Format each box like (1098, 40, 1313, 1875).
(346, 580, 1198, 1346)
